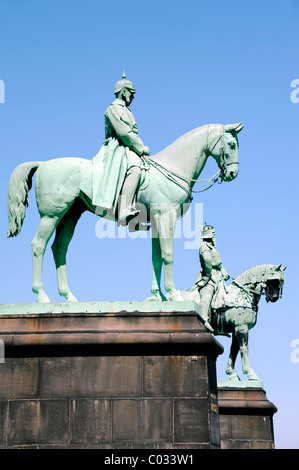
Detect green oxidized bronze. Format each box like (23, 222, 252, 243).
(177, 242, 286, 381)
(81, 70, 151, 225)
(190, 224, 230, 332)
(7, 72, 243, 304)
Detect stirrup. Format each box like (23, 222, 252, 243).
(118, 208, 140, 226)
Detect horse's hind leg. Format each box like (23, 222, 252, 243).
(31, 215, 61, 303)
(51, 201, 84, 302)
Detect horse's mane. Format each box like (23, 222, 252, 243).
(153, 124, 223, 160)
(234, 264, 276, 287)
(171, 123, 223, 145)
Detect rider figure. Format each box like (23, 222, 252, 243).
(194, 224, 230, 332)
(90, 71, 150, 226)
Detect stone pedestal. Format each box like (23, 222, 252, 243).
(217, 382, 277, 449)
(0, 301, 223, 449)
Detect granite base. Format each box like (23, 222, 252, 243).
(0, 301, 223, 449)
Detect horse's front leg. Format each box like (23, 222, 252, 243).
(235, 325, 260, 381)
(226, 331, 240, 381)
(158, 209, 182, 300)
(145, 235, 166, 301)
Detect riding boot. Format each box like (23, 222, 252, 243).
(199, 284, 215, 333)
(118, 168, 141, 226)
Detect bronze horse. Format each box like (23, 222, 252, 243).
(177, 264, 286, 381)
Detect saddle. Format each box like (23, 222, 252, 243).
(211, 281, 255, 311)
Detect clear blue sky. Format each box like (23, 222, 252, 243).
(0, 0, 298, 448)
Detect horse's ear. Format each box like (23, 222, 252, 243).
(235, 122, 244, 133)
(275, 264, 287, 272)
(224, 122, 244, 134)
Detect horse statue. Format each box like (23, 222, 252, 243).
(7, 122, 243, 303)
(175, 264, 286, 381)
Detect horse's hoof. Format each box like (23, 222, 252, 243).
(168, 290, 184, 301)
(247, 371, 260, 381)
(37, 292, 51, 303)
(144, 293, 166, 301)
(66, 294, 78, 303)
(227, 372, 240, 382)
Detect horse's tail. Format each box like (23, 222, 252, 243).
(7, 161, 40, 238)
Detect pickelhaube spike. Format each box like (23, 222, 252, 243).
(114, 70, 136, 95)
(201, 224, 215, 239)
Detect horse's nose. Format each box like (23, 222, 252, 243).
(227, 170, 237, 181)
(229, 165, 239, 180)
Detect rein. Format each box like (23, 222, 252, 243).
(231, 278, 266, 297)
(143, 132, 225, 199)
(145, 156, 222, 198)
(143, 128, 238, 198)
(143, 156, 191, 198)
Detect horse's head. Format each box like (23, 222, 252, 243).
(264, 264, 286, 303)
(208, 122, 244, 182)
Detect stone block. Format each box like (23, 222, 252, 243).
(0, 402, 8, 445)
(143, 355, 208, 397)
(219, 414, 230, 439)
(0, 358, 39, 399)
(70, 399, 111, 444)
(221, 439, 249, 449)
(7, 400, 69, 446)
(112, 399, 173, 443)
(174, 398, 210, 443)
(231, 415, 272, 441)
(39, 356, 142, 398)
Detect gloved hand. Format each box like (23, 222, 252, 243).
(142, 146, 151, 156)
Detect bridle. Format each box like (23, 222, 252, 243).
(231, 277, 266, 297)
(208, 128, 239, 182)
(231, 275, 284, 301)
(142, 126, 239, 199)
